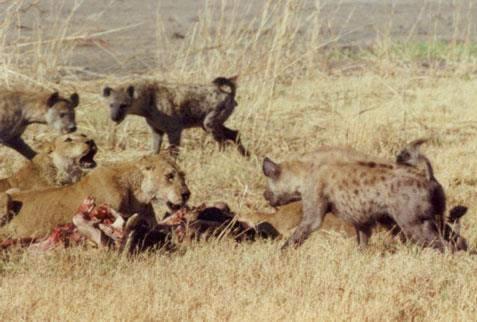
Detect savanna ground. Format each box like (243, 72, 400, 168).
(1, 0, 477, 320)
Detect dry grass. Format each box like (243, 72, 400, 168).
(1, 0, 477, 320)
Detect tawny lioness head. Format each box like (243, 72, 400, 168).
(44, 92, 79, 134)
(49, 133, 97, 170)
(137, 154, 190, 210)
(102, 85, 135, 123)
(262, 157, 303, 207)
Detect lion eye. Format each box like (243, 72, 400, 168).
(60, 113, 68, 118)
(145, 166, 153, 171)
(64, 137, 72, 142)
(166, 173, 175, 181)
(119, 104, 128, 109)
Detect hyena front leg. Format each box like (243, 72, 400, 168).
(150, 128, 165, 154)
(3, 136, 37, 160)
(282, 189, 327, 250)
(355, 225, 372, 248)
(166, 129, 183, 157)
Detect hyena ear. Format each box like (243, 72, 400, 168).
(103, 86, 112, 97)
(448, 206, 468, 223)
(407, 138, 429, 152)
(70, 93, 79, 108)
(263, 157, 281, 179)
(127, 85, 135, 98)
(46, 92, 60, 107)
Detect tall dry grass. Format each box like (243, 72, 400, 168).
(1, 0, 477, 320)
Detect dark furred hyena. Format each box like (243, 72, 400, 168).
(0, 90, 79, 159)
(102, 76, 249, 156)
(262, 155, 465, 252)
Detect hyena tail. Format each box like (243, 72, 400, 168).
(213, 76, 237, 97)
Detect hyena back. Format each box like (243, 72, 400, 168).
(102, 76, 248, 156)
(262, 156, 462, 252)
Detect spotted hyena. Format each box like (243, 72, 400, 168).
(0, 89, 79, 159)
(262, 154, 465, 252)
(102, 76, 248, 156)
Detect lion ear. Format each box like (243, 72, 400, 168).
(263, 157, 281, 179)
(35, 140, 55, 154)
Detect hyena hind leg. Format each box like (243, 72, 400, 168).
(209, 125, 250, 157)
(221, 126, 250, 157)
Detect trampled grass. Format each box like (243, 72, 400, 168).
(1, 0, 477, 320)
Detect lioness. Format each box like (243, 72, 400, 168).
(0, 154, 190, 237)
(239, 202, 354, 238)
(102, 76, 249, 156)
(0, 133, 97, 193)
(0, 89, 79, 159)
(262, 154, 464, 252)
(239, 201, 468, 250)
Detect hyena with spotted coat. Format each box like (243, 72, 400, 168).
(102, 77, 248, 156)
(262, 155, 463, 252)
(0, 89, 79, 159)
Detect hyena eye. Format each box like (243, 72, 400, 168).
(119, 104, 128, 109)
(166, 173, 175, 182)
(60, 113, 68, 118)
(64, 137, 73, 142)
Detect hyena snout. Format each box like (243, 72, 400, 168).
(110, 107, 127, 123)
